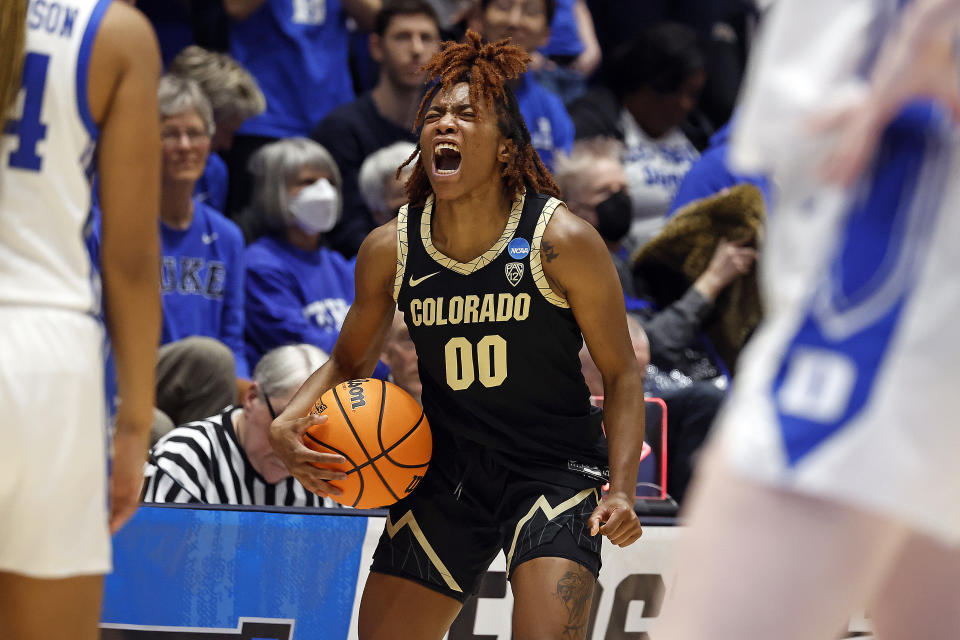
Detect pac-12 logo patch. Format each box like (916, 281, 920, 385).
(505, 262, 524, 286)
(507, 237, 530, 260)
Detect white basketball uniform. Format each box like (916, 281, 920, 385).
(0, 0, 113, 577)
(715, 0, 960, 544)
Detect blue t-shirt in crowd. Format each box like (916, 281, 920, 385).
(230, 0, 354, 138)
(668, 122, 771, 215)
(194, 153, 229, 214)
(161, 200, 249, 378)
(540, 0, 583, 58)
(137, 0, 194, 66)
(515, 72, 574, 171)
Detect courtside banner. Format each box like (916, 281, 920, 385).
(101, 505, 368, 639)
(100, 506, 872, 638)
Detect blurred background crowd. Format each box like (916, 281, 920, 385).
(124, 0, 773, 510)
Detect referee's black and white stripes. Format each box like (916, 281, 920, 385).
(142, 406, 338, 508)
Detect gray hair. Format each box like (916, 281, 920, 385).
(358, 142, 417, 213)
(254, 344, 329, 398)
(245, 137, 343, 238)
(554, 137, 625, 202)
(157, 74, 215, 135)
(168, 45, 266, 124)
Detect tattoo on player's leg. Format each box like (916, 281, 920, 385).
(556, 565, 594, 640)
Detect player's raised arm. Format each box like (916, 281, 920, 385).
(268, 220, 399, 496)
(89, 1, 163, 534)
(542, 204, 645, 547)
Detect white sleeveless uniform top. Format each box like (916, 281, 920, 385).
(0, 0, 114, 578)
(0, 0, 110, 315)
(715, 0, 960, 544)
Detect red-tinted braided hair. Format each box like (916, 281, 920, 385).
(399, 30, 561, 206)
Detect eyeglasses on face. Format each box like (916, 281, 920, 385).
(160, 128, 210, 147)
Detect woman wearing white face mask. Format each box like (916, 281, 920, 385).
(242, 138, 391, 378)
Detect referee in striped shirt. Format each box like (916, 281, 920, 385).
(143, 344, 340, 507)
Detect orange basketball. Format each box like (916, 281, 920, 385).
(302, 379, 431, 508)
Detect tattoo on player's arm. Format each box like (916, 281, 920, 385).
(556, 565, 594, 640)
(542, 240, 559, 262)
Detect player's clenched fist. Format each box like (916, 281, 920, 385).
(588, 492, 643, 547)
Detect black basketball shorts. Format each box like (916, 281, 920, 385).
(369, 447, 603, 602)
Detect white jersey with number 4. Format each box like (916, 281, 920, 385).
(0, 0, 110, 315)
(715, 0, 960, 544)
(0, 0, 114, 578)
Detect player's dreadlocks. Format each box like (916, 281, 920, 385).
(399, 30, 561, 206)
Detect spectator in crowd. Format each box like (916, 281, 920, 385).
(587, 1, 757, 133)
(242, 138, 390, 378)
(358, 141, 418, 226)
(168, 45, 267, 214)
(156, 75, 247, 427)
(312, 0, 441, 257)
(579, 314, 720, 504)
(380, 310, 422, 403)
(533, 0, 601, 104)
(634, 237, 756, 385)
(579, 314, 650, 395)
(668, 118, 770, 216)
(554, 137, 635, 296)
(568, 22, 705, 249)
(473, 0, 575, 171)
(631, 184, 761, 386)
(137, 0, 231, 66)
(143, 344, 340, 506)
(223, 0, 383, 218)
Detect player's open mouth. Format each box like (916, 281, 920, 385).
(433, 142, 462, 175)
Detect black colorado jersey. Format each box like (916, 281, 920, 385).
(394, 190, 607, 488)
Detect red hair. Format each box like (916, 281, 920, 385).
(399, 30, 560, 206)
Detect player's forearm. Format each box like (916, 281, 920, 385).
(279, 347, 367, 421)
(102, 249, 161, 430)
(601, 366, 646, 498)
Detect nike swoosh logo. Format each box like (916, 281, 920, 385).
(201, 233, 218, 245)
(409, 271, 440, 287)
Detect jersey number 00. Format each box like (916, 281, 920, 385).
(444, 335, 507, 390)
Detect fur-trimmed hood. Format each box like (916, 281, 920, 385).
(631, 183, 766, 373)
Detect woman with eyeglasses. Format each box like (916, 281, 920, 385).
(154, 74, 249, 429)
(143, 344, 338, 507)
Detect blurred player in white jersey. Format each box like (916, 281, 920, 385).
(0, 1, 161, 638)
(657, 0, 960, 638)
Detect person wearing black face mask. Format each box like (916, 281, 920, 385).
(557, 138, 758, 504)
(555, 138, 639, 297)
(595, 189, 633, 244)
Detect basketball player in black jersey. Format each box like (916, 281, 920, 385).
(269, 32, 645, 640)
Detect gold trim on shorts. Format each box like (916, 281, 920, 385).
(386, 510, 464, 593)
(504, 487, 599, 574)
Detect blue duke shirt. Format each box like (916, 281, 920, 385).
(244, 236, 392, 377)
(161, 200, 248, 378)
(514, 73, 574, 171)
(194, 153, 229, 214)
(244, 236, 355, 366)
(230, 0, 354, 137)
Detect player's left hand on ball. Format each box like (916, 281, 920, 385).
(588, 492, 643, 547)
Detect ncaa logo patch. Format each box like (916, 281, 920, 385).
(505, 261, 524, 287)
(507, 237, 530, 260)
